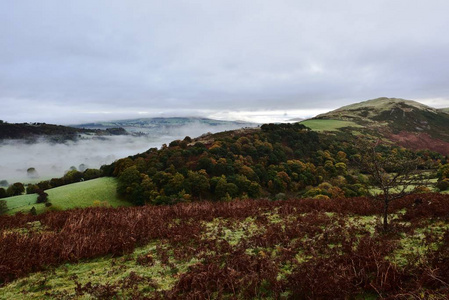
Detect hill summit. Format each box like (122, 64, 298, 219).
(313, 97, 449, 154)
(316, 97, 439, 124)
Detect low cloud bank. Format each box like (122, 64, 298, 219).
(0, 122, 250, 184)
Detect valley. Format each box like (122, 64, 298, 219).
(1, 97, 449, 298)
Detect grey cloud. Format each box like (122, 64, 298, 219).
(1, 0, 449, 123)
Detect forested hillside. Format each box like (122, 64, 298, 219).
(104, 123, 444, 206)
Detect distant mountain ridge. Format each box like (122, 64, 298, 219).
(74, 117, 257, 135)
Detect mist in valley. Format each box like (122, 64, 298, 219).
(0, 122, 250, 185)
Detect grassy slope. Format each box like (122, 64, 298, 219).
(300, 119, 362, 132)
(4, 177, 129, 214)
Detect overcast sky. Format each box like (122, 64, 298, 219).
(2, 0, 449, 124)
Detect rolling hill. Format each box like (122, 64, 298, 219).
(310, 97, 449, 154)
(0, 121, 127, 141)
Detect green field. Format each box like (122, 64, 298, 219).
(300, 119, 362, 132)
(3, 177, 129, 215)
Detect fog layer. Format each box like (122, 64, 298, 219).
(0, 122, 246, 184)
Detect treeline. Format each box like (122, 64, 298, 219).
(26, 169, 103, 193)
(104, 123, 443, 206)
(0, 169, 103, 202)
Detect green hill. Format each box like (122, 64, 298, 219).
(3, 177, 129, 214)
(315, 97, 447, 132)
(310, 97, 449, 155)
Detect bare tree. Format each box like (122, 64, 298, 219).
(355, 139, 430, 231)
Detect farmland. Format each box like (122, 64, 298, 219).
(3, 178, 128, 215)
(299, 119, 362, 132)
(1, 194, 449, 298)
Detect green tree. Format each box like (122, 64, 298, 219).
(248, 181, 262, 198)
(0, 188, 6, 199)
(83, 168, 102, 180)
(117, 166, 144, 204)
(186, 170, 210, 200)
(27, 184, 40, 194)
(335, 162, 347, 175)
(437, 163, 449, 180)
(6, 182, 25, 196)
(63, 170, 83, 184)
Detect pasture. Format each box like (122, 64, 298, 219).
(3, 177, 129, 215)
(300, 119, 362, 132)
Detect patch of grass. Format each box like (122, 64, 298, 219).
(300, 119, 362, 132)
(0, 242, 197, 299)
(4, 177, 129, 215)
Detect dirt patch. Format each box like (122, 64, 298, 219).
(388, 131, 449, 155)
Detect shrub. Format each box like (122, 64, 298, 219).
(413, 185, 432, 194)
(92, 200, 111, 207)
(29, 206, 37, 215)
(45, 204, 63, 212)
(0, 200, 7, 215)
(36, 189, 49, 204)
(436, 179, 449, 191)
(275, 193, 286, 200)
(313, 194, 330, 200)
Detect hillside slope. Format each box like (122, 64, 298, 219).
(313, 97, 449, 154)
(2, 194, 449, 298)
(3, 177, 128, 214)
